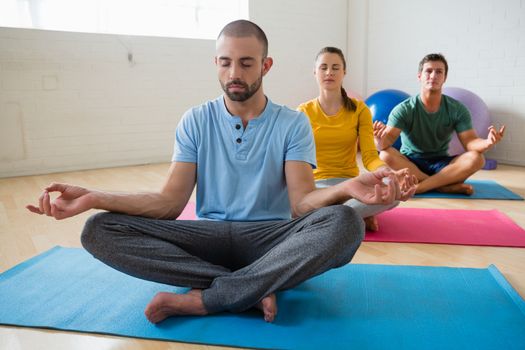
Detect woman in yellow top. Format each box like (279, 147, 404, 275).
(298, 47, 401, 231)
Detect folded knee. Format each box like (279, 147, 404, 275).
(80, 212, 113, 253)
(325, 206, 365, 266)
(338, 205, 365, 244)
(379, 149, 391, 163)
(379, 147, 401, 165)
(318, 205, 365, 245)
(464, 151, 485, 170)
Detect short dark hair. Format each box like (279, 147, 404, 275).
(217, 20, 268, 58)
(315, 46, 357, 112)
(418, 53, 449, 77)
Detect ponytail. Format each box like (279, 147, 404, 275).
(341, 87, 357, 112)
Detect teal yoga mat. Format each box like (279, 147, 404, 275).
(414, 179, 523, 199)
(1, 247, 525, 349)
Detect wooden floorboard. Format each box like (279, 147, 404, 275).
(1, 162, 524, 350)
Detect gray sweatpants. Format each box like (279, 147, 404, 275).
(81, 205, 364, 314)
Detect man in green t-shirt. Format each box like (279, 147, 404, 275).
(373, 53, 505, 194)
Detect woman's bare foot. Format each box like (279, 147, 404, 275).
(364, 215, 379, 231)
(436, 182, 474, 195)
(255, 293, 278, 322)
(144, 289, 208, 323)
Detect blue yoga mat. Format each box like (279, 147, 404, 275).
(414, 179, 523, 200)
(1, 247, 525, 350)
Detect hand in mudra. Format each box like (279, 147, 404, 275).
(26, 183, 94, 220)
(342, 168, 417, 204)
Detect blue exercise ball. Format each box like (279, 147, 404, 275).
(365, 89, 410, 150)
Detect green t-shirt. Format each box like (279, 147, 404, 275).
(387, 94, 472, 158)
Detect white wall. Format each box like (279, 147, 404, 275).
(348, 0, 525, 166)
(0, 30, 218, 177)
(0, 0, 348, 177)
(251, 0, 348, 108)
(3, 0, 523, 177)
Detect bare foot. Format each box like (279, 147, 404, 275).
(364, 215, 379, 231)
(255, 293, 278, 322)
(436, 182, 474, 195)
(144, 289, 208, 323)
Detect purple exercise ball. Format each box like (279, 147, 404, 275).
(443, 87, 492, 156)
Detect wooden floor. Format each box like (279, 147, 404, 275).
(1, 162, 524, 350)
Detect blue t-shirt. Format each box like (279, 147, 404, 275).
(172, 96, 316, 221)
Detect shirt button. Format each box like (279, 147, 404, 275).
(235, 124, 241, 130)
(236, 138, 242, 143)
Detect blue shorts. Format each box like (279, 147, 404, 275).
(406, 155, 455, 175)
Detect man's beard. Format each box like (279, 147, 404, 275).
(221, 76, 263, 102)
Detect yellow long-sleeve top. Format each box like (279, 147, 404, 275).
(298, 98, 385, 180)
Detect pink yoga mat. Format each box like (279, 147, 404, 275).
(366, 208, 525, 247)
(178, 201, 197, 220)
(178, 203, 525, 247)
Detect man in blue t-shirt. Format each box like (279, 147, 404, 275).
(373, 53, 505, 194)
(27, 20, 416, 323)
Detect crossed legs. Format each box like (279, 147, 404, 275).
(81, 205, 364, 323)
(380, 147, 485, 194)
